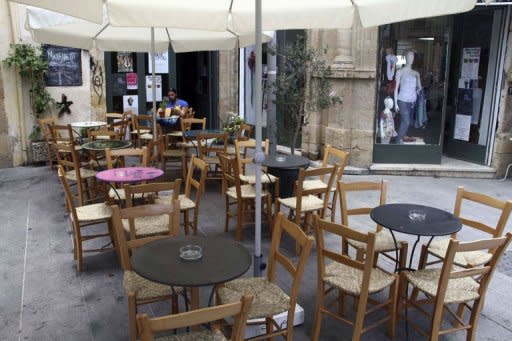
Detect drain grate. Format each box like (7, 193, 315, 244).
(498, 251, 512, 277)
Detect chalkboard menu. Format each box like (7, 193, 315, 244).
(44, 45, 82, 86)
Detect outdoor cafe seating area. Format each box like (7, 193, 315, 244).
(36, 113, 512, 341)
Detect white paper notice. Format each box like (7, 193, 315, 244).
(148, 52, 169, 74)
(145, 75, 162, 102)
(454, 114, 471, 141)
(123, 95, 138, 115)
(461, 47, 480, 80)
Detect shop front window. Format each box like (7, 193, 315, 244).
(376, 18, 451, 146)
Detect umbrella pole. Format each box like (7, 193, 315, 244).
(253, 0, 264, 277)
(151, 27, 158, 143)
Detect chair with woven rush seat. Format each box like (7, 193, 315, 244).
(179, 117, 207, 155)
(104, 147, 148, 202)
(38, 116, 57, 170)
(57, 166, 114, 272)
(155, 156, 208, 235)
(401, 233, 512, 341)
(338, 180, 408, 272)
(50, 123, 80, 146)
(418, 186, 512, 270)
(54, 141, 98, 206)
(197, 131, 228, 183)
(312, 215, 398, 341)
(131, 114, 154, 147)
(217, 213, 313, 341)
(303, 144, 350, 222)
(122, 180, 182, 239)
(137, 295, 254, 341)
(234, 138, 278, 186)
(218, 153, 273, 241)
(111, 202, 182, 341)
(159, 133, 187, 180)
(276, 165, 337, 250)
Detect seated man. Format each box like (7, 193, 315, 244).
(162, 88, 189, 130)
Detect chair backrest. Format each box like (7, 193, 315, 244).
(133, 114, 154, 131)
(234, 138, 270, 175)
(110, 202, 180, 270)
(38, 116, 56, 143)
(267, 213, 313, 328)
(124, 180, 182, 208)
(338, 180, 387, 232)
(431, 234, 512, 328)
(295, 165, 338, 217)
(57, 165, 81, 218)
(180, 117, 206, 132)
(218, 153, 243, 197)
(137, 295, 254, 341)
(320, 144, 350, 182)
(452, 186, 512, 239)
(87, 128, 119, 141)
(184, 155, 208, 201)
(314, 215, 377, 302)
(50, 123, 76, 144)
(197, 132, 228, 159)
(105, 147, 148, 168)
(236, 123, 253, 141)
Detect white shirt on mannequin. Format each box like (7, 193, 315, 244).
(394, 51, 422, 112)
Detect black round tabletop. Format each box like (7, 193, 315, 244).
(370, 203, 462, 237)
(131, 236, 251, 287)
(263, 154, 310, 169)
(183, 129, 225, 139)
(81, 140, 132, 151)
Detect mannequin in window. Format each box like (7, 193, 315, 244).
(379, 97, 397, 144)
(385, 47, 397, 81)
(394, 50, 422, 143)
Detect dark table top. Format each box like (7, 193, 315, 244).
(183, 129, 225, 139)
(370, 203, 462, 237)
(81, 140, 132, 151)
(263, 154, 310, 169)
(131, 236, 251, 287)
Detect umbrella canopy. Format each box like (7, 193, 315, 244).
(25, 7, 272, 53)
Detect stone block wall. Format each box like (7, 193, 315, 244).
(218, 50, 239, 128)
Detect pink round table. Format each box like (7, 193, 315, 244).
(96, 167, 163, 183)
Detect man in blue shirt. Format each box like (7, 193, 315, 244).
(163, 88, 189, 129)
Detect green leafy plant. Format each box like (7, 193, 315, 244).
(223, 113, 245, 135)
(270, 37, 341, 154)
(3, 43, 54, 140)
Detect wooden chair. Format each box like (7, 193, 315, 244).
(57, 166, 114, 272)
(303, 144, 350, 222)
(401, 233, 512, 341)
(104, 147, 149, 202)
(110, 202, 182, 341)
(137, 295, 253, 341)
(179, 117, 207, 154)
(122, 180, 182, 240)
(418, 186, 512, 269)
(108, 112, 130, 140)
(312, 215, 398, 341)
(159, 133, 186, 179)
(276, 166, 338, 242)
(131, 114, 154, 147)
(218, 153, 273, 241)
(54, 141, 98, 206)
(217, 213, 313, 341)
(50, 123, 80, 147)
(87, 127, 120, 141)
(234, 138, 278, 185)
(156, 156, 208, 235)
(38, 116, 57, 170)
(235, 123, 253, 141)
(197, 131, 228, 182)
(338, 180, 408, 272)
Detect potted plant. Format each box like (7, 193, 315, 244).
(158, 97, 168, 118)
(223, 113, 245, 143)
(3, 43, 54, 162)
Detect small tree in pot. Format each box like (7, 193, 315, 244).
(270, 37, 341, 154)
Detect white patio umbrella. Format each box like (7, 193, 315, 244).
(12, 0, 477, 276)
(24, 6, 271, 142)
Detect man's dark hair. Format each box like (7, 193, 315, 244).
(168, 88, 177, 94)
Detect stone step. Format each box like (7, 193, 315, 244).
(368, 162, 496, 179)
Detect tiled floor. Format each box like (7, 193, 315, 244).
(2, 166, 512, 340)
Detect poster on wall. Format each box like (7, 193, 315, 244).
(454, 114, 471, 141)
(145, 75, 162, 102)
(126, 73, 138, 90)
(43, 45, 82, 86)
(461, 47, 480, 80)
(148, 52, 169, 74)
(123, 95, 139, 115)
(117, 52, 133, 72)
(112, 73, 126, 96)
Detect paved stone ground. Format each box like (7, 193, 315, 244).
(2, 166, 512, 340)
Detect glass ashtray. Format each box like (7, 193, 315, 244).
(179, 245, 203, 261)
(275, 156, 286, 162)
(408, 209, 426, 222)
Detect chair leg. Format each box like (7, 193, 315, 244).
(181, 155, 186, 180)
(192, 207, 199, 235)
(183, 210, 190, 235)
(388, 278, 398, 338)
(236, 200, 243, 241)
(224, 196, 230, 233)
(330, 190, 337, 223)
(465, 298, 482, 341)
(338, 289, 345, 317)
(171, 294, 179, 314)
(312, 282, 325, 341)
(265, 195, 273, 234)
(265, 317, 275, 341)
(410, 244, 427, 303)
(128, 293, 137, 341)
